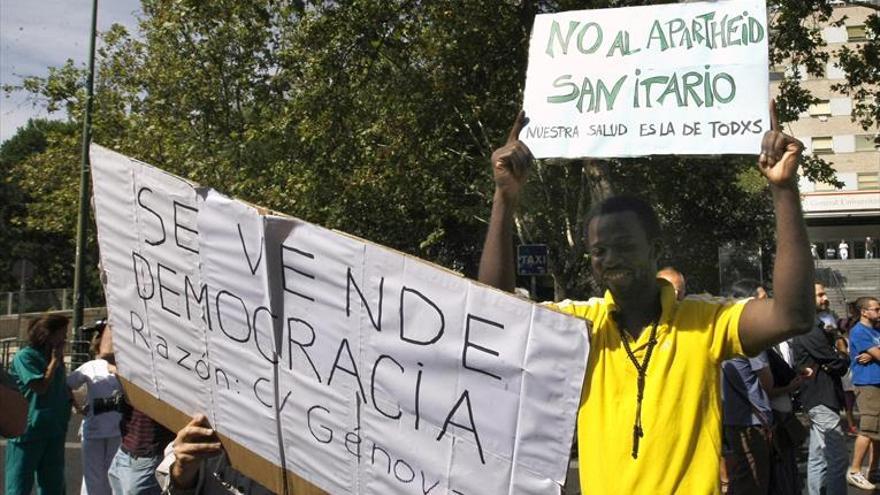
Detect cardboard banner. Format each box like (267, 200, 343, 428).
(521, 0, 769, 158)
(90, 145, 589, 494)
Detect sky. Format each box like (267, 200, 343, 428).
(0, 0, 141, 144)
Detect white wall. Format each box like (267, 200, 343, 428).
(833, 135, 856, 153)
(826, 61, 846, 80)
(830, 98, 852, 116)
(823, 26, 848, 43)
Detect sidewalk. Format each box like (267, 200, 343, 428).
(0, 413, 83, 494)
(2, 412, 878, 494)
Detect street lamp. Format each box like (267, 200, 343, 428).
(72, 0, 99, 343)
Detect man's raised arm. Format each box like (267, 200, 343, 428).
(478, 111, 533, 292)
(739, 102, 815, 355)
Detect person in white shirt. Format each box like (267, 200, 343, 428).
(67, 321, 123, 495)
(839, 240, 850, 260)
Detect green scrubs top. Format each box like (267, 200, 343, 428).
(9, 346, 71, 442)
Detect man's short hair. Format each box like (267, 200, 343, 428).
(584, 195, 661, 242)
(856, 296, 879, 312)
(727, 279, 767, 299)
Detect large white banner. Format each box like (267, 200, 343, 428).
(91, 145, 589, 494)
(522, 0, 769, 158)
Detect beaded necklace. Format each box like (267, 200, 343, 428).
(615, 315, 660, 459)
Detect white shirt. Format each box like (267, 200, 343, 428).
(771, 342, 796, 413)
(776, 340, 794, 367)
(66, 359, 122, 439)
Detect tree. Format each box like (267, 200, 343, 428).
(3, 0, 875, 301)
(831, 3, 880, 136)
(0, 119, 86, 296)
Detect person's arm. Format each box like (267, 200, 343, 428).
(66, 363, 88, 390)
(478, 111, 532, 292)
(858, 352, 876, 364)
(738, 102, 814, 355)
(756, 366, 803, 398)
(802, 326, 850, 376)
(0, 378, 27, 437)
(169, 414, 222, 490)
(850, 328, 880, 362)
(26, 345, 63, 395)
(792, 335, 815, 373)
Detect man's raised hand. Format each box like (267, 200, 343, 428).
(758, 100, 804, 187)
(490, 111, 533, 201)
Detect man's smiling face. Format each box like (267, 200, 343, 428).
(587, 211, 658, 298)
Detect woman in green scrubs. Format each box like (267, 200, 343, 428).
(5, 314, 72, 495)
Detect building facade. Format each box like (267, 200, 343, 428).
(772, 3, 880, 260)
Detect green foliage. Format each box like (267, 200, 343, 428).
(610, 155, 776, 293)
(0, 119, 88, 294)
(832, 9, 880, 138)
(2, 0, 874, 300)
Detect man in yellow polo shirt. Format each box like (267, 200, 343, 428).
(477, 106, 815, 494)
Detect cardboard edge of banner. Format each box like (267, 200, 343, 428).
(119, 377, 329, 495)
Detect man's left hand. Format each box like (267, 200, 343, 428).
(759, 100, 804, 187)
(170, 414, 222, 489)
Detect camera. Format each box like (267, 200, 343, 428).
(77, 319, 107, 339)
(92, 391, 128, 415)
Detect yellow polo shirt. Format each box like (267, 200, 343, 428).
(551, 281, 747, 494)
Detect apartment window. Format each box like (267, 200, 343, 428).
(855, 134, 877, 152)
(847, 25, 868, 42)
(812, 136, 834, 154)
(826, 62, 846, 80)
(857, 172, 880, 191)
(809, 100, 831, 117)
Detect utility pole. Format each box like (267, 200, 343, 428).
(73, 0, 99, 337)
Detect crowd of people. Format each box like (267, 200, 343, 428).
(0, 104, 878, 495)
(714, 280, 880, 494)
(2, 288, 878, 495)
(0, 314, 287, 494)
(812, 236, 877, 260)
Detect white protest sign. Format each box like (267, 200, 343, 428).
(198, 190, 284, 466)
(522, 0, 769, 158)
(90, 144, 589, 494)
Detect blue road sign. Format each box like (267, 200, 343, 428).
(517, 244, 548, 276)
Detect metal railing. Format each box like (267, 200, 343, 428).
(1, 338, 92, 373)
(1, 337, 17, 371)
(0, 289, 91, 316)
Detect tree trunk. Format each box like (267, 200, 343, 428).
(550, 159, 615, 301)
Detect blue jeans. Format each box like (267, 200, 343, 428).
(107, 447, 163, 495)
(807, 405, 847, 495)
